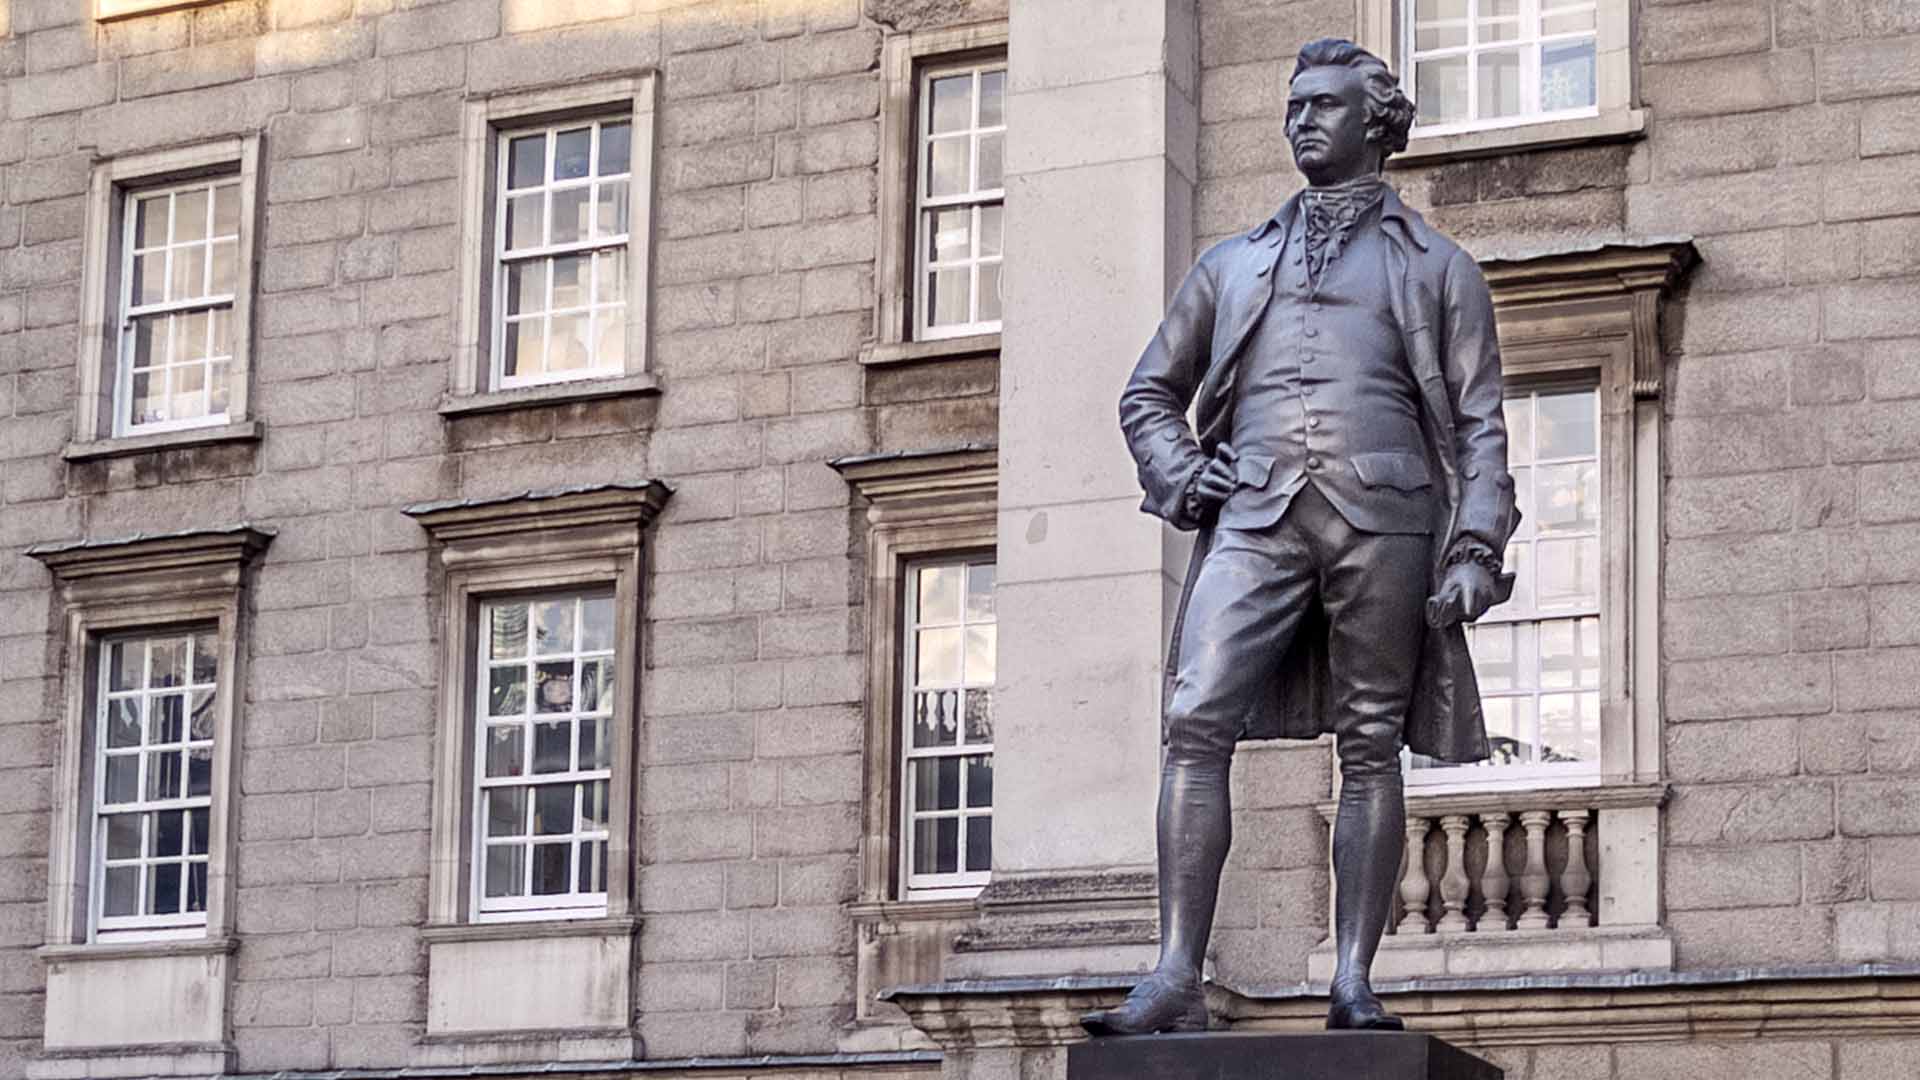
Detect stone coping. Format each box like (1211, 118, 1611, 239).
(214, 1049, 943, 1079)
(882, 961, 1920, 1002)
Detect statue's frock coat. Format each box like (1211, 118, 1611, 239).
(1119, 188, 1521, 764)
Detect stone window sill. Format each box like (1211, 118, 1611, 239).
(63, 420, 261, 462)
(420, 916, 637, 944)
(439, 374, 661, 418)
(39, 936, 236, 963)
(1389, 109, 1647, 168)
(847, 896, 982, 923)
(861, 333, 1000, 367)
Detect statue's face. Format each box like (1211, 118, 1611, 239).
(1285, 64, 1375, 183)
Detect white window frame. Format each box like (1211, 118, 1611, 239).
(454, 75, 656, 405)
(912, 58, 1007, 344)
(1402, 0, 1602, 139)
(90, 630, 221, 942)
(490, 117, 635, 391)
(113, 176, 244, 438)
(900, 555, 996, 900)
(469, 591, 617, 923)
(1411, 379, 1606, 793)
(1351, 0, 1639, 165)
(74, 136, 261, 455)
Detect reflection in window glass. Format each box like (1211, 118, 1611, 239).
(94, 631, 219, 934)
(1413, 385, 1602, 781)
(475, 593, 615, 917)
(904, 557, 995, 895)
(494, 117, 632, 388)
(915, 60, 1006, 340)
(1408, 0, 1598, 133)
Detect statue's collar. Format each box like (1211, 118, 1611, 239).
(1247, 184, 1431, 252)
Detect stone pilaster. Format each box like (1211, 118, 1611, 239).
(966, 0, 1199, 979)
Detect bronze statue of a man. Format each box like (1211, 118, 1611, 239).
(1086, 38, 1519, 1035)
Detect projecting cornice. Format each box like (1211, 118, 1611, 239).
(403, 482, 673, 571)
(27, 525, 274, 600)
(829, 444, 997, 523)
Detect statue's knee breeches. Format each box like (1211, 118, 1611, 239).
(1335, 712, 1404, 778)
(1163, 675, 1241, 768)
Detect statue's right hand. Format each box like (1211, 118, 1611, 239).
(1192, 443, 1239, 510)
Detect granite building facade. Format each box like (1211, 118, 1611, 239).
(0, 0, 1917, 1078)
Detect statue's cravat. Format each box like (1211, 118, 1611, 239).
(1300, 175, 1386, 279)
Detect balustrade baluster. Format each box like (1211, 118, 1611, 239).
(1397, 816, 1433, 933)
(1436, 815, 1471, 932)
(1516, 810, 1553, 930)
(1479, 811, 1511, 931)
(1559, 809, 1595, 928)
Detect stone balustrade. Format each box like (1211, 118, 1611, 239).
(1391, 805, 1598, 936)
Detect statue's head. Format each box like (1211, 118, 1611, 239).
(1286, 38, 1416, 183)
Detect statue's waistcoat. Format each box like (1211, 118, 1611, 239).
(1220, 206, 1432, 535)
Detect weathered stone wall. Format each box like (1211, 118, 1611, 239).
(0, 0, 993, 1073)
(1195, 0, 1920, 987)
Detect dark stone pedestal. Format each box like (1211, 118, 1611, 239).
(1068, 1032, 1502, 1080)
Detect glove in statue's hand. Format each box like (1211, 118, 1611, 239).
(1426, 561, 1497, 628)
(1187, 444, 1239, 516)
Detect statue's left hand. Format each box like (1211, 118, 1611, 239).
(1426, 561, 1498, 628)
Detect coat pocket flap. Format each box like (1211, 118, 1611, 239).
(1351, 452, 1433, 491)
(1235, 454, 1275, 487)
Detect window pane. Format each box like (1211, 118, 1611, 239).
(580, 660, 612, 714)
(914, 758, 961, 812)
(927, 137, 970, 198)
(914, 817, 959, 875)
(149, 862, 181, 915)
(1503, 397, 1533, 465)
(212, 182, 240, 237)
(152, 809, 185, 857)
(491, 604, 529, 659)
(504, 317, 544, 379)
(106, 699, 141, 748)
(1541, 37, 1597, 112)
(484, 845, 525, 898)
(175, 188, 209, 241)
(532, 719, 572, 772)
(550, 255, 587, 310)
(1478, 48, 1522, 120)
(192, 632, 219, 683)
(1478, 16, 1520, 42)
(593, 252, 625, 305)
(1537, 390, 1597, 458)
(487, 788, 527, 838)
(927, 268, 970, 326)
(918, 565, 964, 624)
(593, 180, 630, 238)
(505, 193, 544, 251)
(190, 690, 215, 745)
(966, 564, 996, 620)
(1535, 462, 1598, 534)
(147, 749, 182, 800)
(131, 254, 163, 305)
(583, 779, 609, 829)
(506, 260, 546, 316)
(554, 127, 593, 180)
(1539, 692, 1597, 762)
(103, 866, 139, 917)
(929, 74, 972, 134)
(485, 725, 524, 778)
(965, 816, 991, 872)
(104, 814, 142, 859)
(964, 690, 993, 743)
(978, 263, 1002, 323)
(579, 715, 609, 770)
(912, 690, 960, 748)
(979, 70, 1005, 126)
(186, 863, 208, 912)
(508, 134, 546, 189)
(110, 642, 145, 692)
(1468, 622, 1519, 691)
(928, 208, 971, 265)
(187, 748, 212, 797)
(130, 369, 163, 427)
(965, 754, 993, 809)
(598, 121, 632, 175)
(170, 241, 206, 300)
(531, 843, 571, 894)
(977, 132, 1004, 190)
(534, 663, 575, 715)
(578, 838, 608, 894)
(104, 755, 139, 805)
(550, 186, 589, 245)
(1536, 536, 1599, 607)
(1416, 56, 1468, 125)
(170, 361, 208, 422)
(978, 205, 1004, 258)
(189, 808, 209, 854)
(489, 666, 527, 717)
(533, 784, 574, 834)
(532, 600, 574, 654)
(916, 627, 963, 686)
(135, 194, 169, 248)
(549, 312, 590, 372)
(209, 239, 238, 295)
(152, 694, 185, 743)
(965, 625, 996, 684)
(1482, 697, 1533, 764)
(594, 308, 626, 370)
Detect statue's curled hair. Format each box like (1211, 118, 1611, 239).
(1291, 37, 1417, 159)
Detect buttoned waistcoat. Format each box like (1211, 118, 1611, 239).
(1117, 186, 1519, 763)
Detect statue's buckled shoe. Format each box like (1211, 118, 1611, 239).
(1326, 982, 1404, 1031)
(1080, 975, 1207, 1036)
